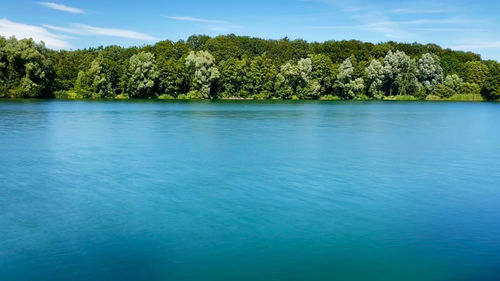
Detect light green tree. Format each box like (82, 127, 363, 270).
(336, 58, 364, 99)
(185, 50, 220, 98)
(276, 58, 313, 99)
(75, 56, 114, 98)
(123, 52, 159, 98)
(365, 59, 385, 99)
(384, 50, 419, 96)
(443, 74, 463, 93)
(1, 38, 53, 98)
(418, 53, 443, 92)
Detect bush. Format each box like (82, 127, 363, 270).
(157, 94, 175, 100)
(459, 82, 481, 96)
(115, 94, 129, 100)
(384, 95, 418, 101)
(414, 84, 428, 100)
(320, 95, 341, 100)
(186, 90, 204, 99)
(356, 94, 371, 100)
(446, 94, 483, 101)
(481, 74, 500, 101)
(425, 95, 441, 101)
(53, 90, 84, 99)
(433, 84, 455, 98)
(252, 92, 271, 100)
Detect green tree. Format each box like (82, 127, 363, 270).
(75, 56, 114, 98)
(185, 50, 220, 98)
(418, 53, 443, 92)
(434, 84, 455, 98)
(481, 61, 500, 100)
(122, 52, 159, 98)
(246, 54, 277, 98)
(0, 37, 54, 98)
(443, 74, 463, 93)
(218, 57, 249, 98)
(309, 54, 336, 97)
(158, 57, 190, 97)
(275, 58, 313, 99)
(336, 58, 364, 99)
(383, 50, 419, 96)
(365, 59, 385, 99)
(463, 61, 489, 88)
(459, 82, 481, 96)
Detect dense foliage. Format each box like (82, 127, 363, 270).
(1, 34, 500, 100)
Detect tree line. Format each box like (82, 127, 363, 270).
(1, 34, 500, 100)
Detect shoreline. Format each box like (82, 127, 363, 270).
(0, 96, 493, 102)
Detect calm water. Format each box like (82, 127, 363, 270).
(1, 100, 500, 281)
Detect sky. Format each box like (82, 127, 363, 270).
(1, 0, 500, 60)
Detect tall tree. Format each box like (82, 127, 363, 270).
(75, 56, 114, 98)
(365, 59, 385, 99)
(246, 54, 277, 98)
(218, 57, 249, 98)
(383, 50, 419, 96)
(309, 54, 336, 96)
(463, 61, 489, 88)
(481, 61, 500, 100)
(418, 53, 444, 92)
(185, 50, 220, 98)
(336, 58, 364, 99)
(122, 52, 159, 98)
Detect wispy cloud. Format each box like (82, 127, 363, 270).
(75, 24, 156, 40)
(349, 12, 415, 39)
(44, 24, 157, 40)
(0, 18, 69, 48)
(39, 2, 85, 14)
(388, 7, 449, 15)
(164, 15, 242, 32)
(311, 0, 485, 41)
(164, 16, 228, 25)
(42, 24, 85, 35)
(454, 41, 500, 50)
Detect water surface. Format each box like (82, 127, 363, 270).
(1, 101, 500, 281)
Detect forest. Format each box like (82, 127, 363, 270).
(1, 34, 500, 101)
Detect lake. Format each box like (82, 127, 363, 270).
(1, 100, 500, 281)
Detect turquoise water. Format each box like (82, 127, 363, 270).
(1, 101, 500, 281)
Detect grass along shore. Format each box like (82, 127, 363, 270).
(43, 91, 489, 102)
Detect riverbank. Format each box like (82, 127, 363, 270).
(2, 93, 489, 102)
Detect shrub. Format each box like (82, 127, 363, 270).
(433, 84, 455, 98)
(459, 82, 481, 96)
(186, 90, 204, 99)
(157, 94, 175, 100)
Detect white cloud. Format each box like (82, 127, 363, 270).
(39, 2, 85, 14)
(42, 24, 85, 35)
(164, 16, 228, 24)
(164, 15, 242, 32)
(75, 24, 156, 40)
(44, 24, 157, 40)
(0, 18, 69, 48)
(454, 41, 500, 50)
(389, 7, 448, 15)
(349, 13, 414, 39)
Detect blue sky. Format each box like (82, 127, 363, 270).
(1, 0, 500, 60)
